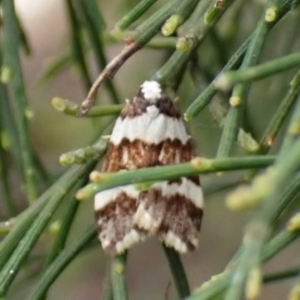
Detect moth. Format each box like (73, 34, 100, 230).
(95, 81, 204, 254)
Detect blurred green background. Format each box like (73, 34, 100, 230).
(2, 0, 300, 299)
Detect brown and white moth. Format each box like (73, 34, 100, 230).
(95, 81, 204, 255)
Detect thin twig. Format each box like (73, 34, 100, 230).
(79, 43, 138, 116)
(76, 155, 275, 200)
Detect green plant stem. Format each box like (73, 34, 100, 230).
(281, 10, 300, 53)
(262, 229, 300, 261)
(59, 139, 108, 166)
(292, 0, 300, 9)
(163, 245, 190, 299)
(245, 69, 300, 179)
(263, 267, 300, 283)
(37, 35, 177, 89)
(0, 219, 15, 235)
(261, 69, 300, 151)
(184, 36, 248, 121)
(288, 273, 300, 299)
(1, 44, 49, 189)
(44, 192, 80, 268)
(132, 0, 198, 45)
(115, 0, 159, 30)
(209, 28, 229, 67)
(276, 96, 300, 159)
(187, 228, 300, 300)
(0, 161, 95, 297)
(37, 52, 72, 87)
(24, 225, 97, 300)
(52, 97, 123, 117)
(76, 155, 275, 200)
(216, 8, 270, 159)
(110, 253, 129, 300)
(16, 14, 31, 56)
(40, 182, 90, 300)
(44, 147, 105, 268)
(204, 178, 246, 195)
(144, 36, 178, 49)
(278, 96, 300, 160)
(202, 0, 233, 25)
(217, 51, 300, 89)
(224, 138, 300, 299)
(0, 73, 23, 184)
(226, 174, 300, 267)
(270, 171, 300, 222)
(0, 90, 16, 216)
(65, 0, 92, 91)
(152, 0, 236, 89)
(32, 151, 53, 186)
(0, 144, 15, 217)
(2, 0, 38, 202)
(102, 274, 113, 300)
(0, 163, 95, 270)
(216, 106, 241, 158)
(78, 0, 105, 30)
(179, 0, 210, 31)
(109, 31, 178, 49)
(0, 196, 67, 296)
(79, 0, 197, 115)
(152, 48, 195, 89)
(216, 0, 292, 159)
(79, 0, 120, 104)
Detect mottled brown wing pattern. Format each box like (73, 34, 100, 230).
(94, 81, 204, 254)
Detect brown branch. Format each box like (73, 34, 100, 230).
(78, 43, 140, 116)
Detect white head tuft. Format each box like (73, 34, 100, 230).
(141, 81, 162, 101)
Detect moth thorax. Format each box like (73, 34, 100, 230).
(140, 81, 162, 102)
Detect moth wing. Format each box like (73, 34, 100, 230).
(94, 80, 204, 254)
(158, 178, 203, 253)
(133, 178, 204, 253)
(95, 186, 145, 254)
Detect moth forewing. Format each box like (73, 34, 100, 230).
(94, 81, 204, 254)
